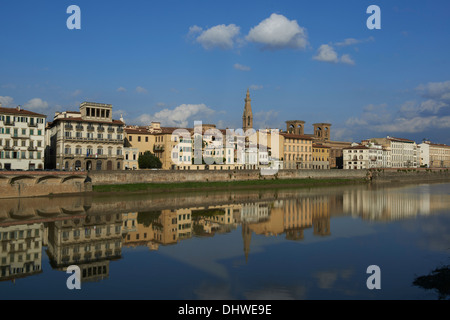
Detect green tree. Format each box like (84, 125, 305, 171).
(138, 151, 162, 169)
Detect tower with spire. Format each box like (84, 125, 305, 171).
(242, 89, 253, 133)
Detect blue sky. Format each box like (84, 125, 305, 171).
(1, 0, 450, 144)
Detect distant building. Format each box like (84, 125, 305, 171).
(312, 144, 330, 169)
(45, 102, 125, 171)
(0, 105, 46, 170)
(369, 136, 418, 168)
(418, 141, 450, 168)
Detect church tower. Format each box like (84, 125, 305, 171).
(242, 89, 253, 132)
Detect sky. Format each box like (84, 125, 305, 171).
(1, 0, 450, 144)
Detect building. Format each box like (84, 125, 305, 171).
(312, 144, 330, 169)
(123, 147, 139, 170)
(45, 102, 125, 171)
(0, 105, 46, 170)
(343, 145, 370, 169)
(284, 120, 351, 168)
(418, 141, 450, 168)
(242, 89, 253, 133)
(369, 136, 418, 168)
(281, 132, 313, 169)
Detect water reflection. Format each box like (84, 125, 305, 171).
(0, 182, 449, 297)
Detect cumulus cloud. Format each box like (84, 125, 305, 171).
(313, 44, 355, 65)
(234, 63, 251, 71)
(343, 80, 450, 142)
(416, 80, 450, 101)
(340, 54, 355, 65)
(192, 24, 241, 50)
(117, 87, 127, 92)
(0, 96, 14, 107)
(246, 13, 308, 50)
(313, 44, 339, 63)
(134, 104, 215, 127)
(135, 86, 148, 94)
(24, 98, 49, 111)
(71, 89, 82, 97)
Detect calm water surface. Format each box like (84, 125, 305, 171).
(0, 182, 449, 300)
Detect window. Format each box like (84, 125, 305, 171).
(138, 136, 141, 142)
(145, 137, 148, 142)
(129, 136, 132, 141)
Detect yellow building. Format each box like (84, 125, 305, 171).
(281, 133, 313, 169)
(312, 144, 330, 169)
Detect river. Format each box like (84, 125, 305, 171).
(0, 182, 449, 300)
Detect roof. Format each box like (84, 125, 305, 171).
(48, 117, 124, 127)
(387, 137, 415, 143)
(0, 106, 46, 117)
(313, 144, 330, 148)
(343, 145, 369, 150)
(281, 133, 314, 140)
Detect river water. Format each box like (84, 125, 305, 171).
(0, 182, 449, 300)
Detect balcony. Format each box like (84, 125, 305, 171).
(3, 145, 14, 151)
(98, 126, 105, 132)
(28, 146, 37, 151)
(117, 128, 124, 133)
(87, 126, 95, 132)
(154, 145, 165, 152)
(28, 122, 38, 127)
(108, 127, 115, 133)
(4, 119, 14, 126)
(76, 125, 84, 131)
(65, 124, 74, 130)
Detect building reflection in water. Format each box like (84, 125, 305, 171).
(0, 183, 449, 283)
(0, 223, 43, 282)
(46, 214, 123, 283)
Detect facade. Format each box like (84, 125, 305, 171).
(46, 102, 125, 171)
(418, 141, 450, 168)
(369, 136, 418, 168)
(123, 147, 139, 170)
(0, 106, 46, 170)
(312, 144, 330, 169)
(343, 145, 370, 169)
(281, 133, 313, 169)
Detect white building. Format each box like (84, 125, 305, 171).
(368, 136, 418, 168)
(0, 105, 46, 170)
(343, 145, 370, 169)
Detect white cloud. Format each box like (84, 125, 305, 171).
(135, 104, 215, 128)
(416, 80, 450, 101)
(313, 44, 355, 65)
(334, 36, 374, 47)
(135, 86, 148, 94)
(117, 87, 127, 92)
(340, 54, 355, 65)
(194, 24, 240, 50)
(246, 13, 308, 50)
(0, 96, 14, 107)
(24, 98, 49, 111)
(234, 63, 251, 71)
(249, 84, 263, 90)
(313, 44, 339, 63)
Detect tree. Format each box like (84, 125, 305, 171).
(138, 151, 162, 169)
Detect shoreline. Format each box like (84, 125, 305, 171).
(91, 178, 369, 196)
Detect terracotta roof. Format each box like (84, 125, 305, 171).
(313, 144, 330, 148)
(387, 137, 415, 143)
(426, 143, 450, 148)
(49, 117, 124, 127)
(281, 133, 314, 140)
(0, 107, 46, 117)
(343, 145, 369, 150)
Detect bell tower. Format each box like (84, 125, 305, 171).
(242, 89, 253, 133)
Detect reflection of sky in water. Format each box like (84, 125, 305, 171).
(0, 183, 449, 300)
